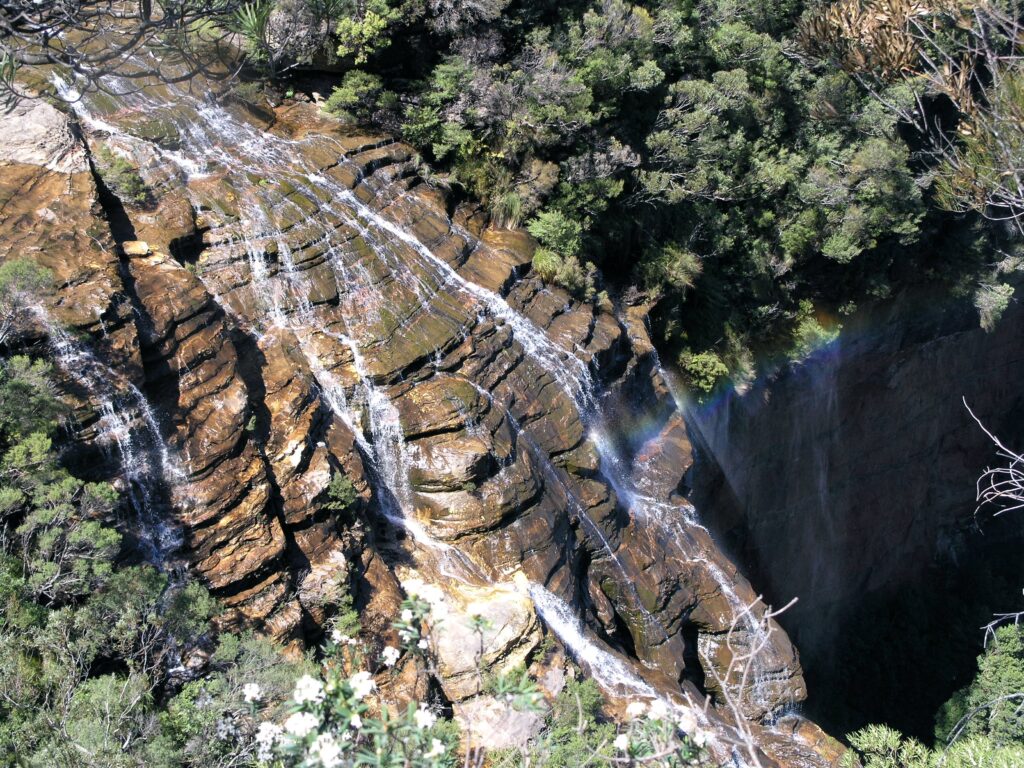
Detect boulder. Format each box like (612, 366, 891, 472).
(400, 577, 542, 701)
(454, 696, 545, 752)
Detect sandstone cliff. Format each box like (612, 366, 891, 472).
(0, 78, 842, 766)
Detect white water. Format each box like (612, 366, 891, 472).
(39, 311, 183, 565)
(60, 64, 788, 722)
(530, 584, 658, 697)
(530, 584, 733, 760)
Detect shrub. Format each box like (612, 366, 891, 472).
(532, 248, 562, 283)
(638, 243, 703, 294)
(326, 472, 358, 512)
(0, 260, 52, 347)
(527, 210, 583, 258)
(680, 350, 728, 398)
(335, 0, 400, 65)
(531, 249, 596, 300)
(94, 145, 148, 206)
(790, 300, 841, 361)
(492, 190, 525, 229)
(935, 625, 1024, 747)
(324, 69, 387, 123)
(975, 282, 1014, 333)
(844, 725, 1024, 768)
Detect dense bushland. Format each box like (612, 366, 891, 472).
(844, 624, 1024, 767)
(226, 0, 1024, 392)
(4, 1, 1021, 386)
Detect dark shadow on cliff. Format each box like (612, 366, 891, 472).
(685, 287, 1024, 742)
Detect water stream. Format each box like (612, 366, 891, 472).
(37, 310, 184, 566)
(58, 65, 789, 726)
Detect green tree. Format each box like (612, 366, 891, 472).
(0, 260, 51, 348)
(680, 350, 729, 398)
(336, 0, 402, 65)
(845, 724, 1024, 768)
(324, 69, 393, 122)
(936, 625, 1024, 747)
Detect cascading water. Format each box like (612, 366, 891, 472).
(591, 416, 786, 717)
(530, 585, 658, 697)
(76, 80, 489, 584)
(60, 61, 793, 728)
(39, 311, 183, 566)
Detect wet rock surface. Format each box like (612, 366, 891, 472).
(0, 86, 839, 765)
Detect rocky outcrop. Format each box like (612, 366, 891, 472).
(0, 83, 840, 766)
(0, 98, 134, 346)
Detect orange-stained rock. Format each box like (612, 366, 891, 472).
(0, 82, 838, 766)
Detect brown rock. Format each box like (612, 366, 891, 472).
(23, 76, 838, 764)
(121, 240, 152, 256)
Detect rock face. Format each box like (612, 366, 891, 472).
(0, 81, 839, 766)
(0, 98, 130, 341)
(688, 293, 1024, 735)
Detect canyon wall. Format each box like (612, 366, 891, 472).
(688, 292, 1024, 736)
(0, 73, 842, 766)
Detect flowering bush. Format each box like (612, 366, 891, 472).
(225, 594, 710, 768)
(613, 699, 709, 766)
(490, 677, 710, 768)
(251, 596, 456, 768)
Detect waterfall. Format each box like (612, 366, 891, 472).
(330, 186, 596, 411)
(320, 328, 486, 584)
(591, 416, 785, 715)
(58, 64, 791, 723)
(530, 585, 658, 697)
(39, 312, 183, 566)
(530, 585, 732, 759)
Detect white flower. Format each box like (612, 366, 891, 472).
(243, 682, 262, 703)
(284, 711, 320, 738)
(331, 629, 348, 645)
(255, 721, 282, 761)
(400, 608, 414, 623)
(646, 699, 670, 721)
(293, 674, 325, 705)
(414, 703, 437, 730)
(350, 713, 363, 730)
(417, 638, 429, 649)
(625, 700, 647, 719)
(614, 734, 630, 751)
(691, 729, 707, 748)
(381, 645, 401, 667)
(311, 733, 343, 768)
(256, 721, 283, 744)
(677, 709, 698, 734)
(348, 671, 376, 700)
(424, 738, 445, 759)
(215, 717, 238, 740)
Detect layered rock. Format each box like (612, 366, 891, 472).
(0, 97, 136, 354)
(0, 80, 840, 766)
